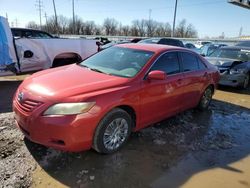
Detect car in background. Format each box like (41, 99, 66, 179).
(195, 41, 212, 48)
(13, 43, 219, 153)
(200, 44, 227, 56)
(185, 43, 196, 49)
(11, 28, 54, 38)
(99, 38, 143, 51)
(206, 46, 250, 88)
(235, 40, 250, 47)
(138, 38, 185, 47)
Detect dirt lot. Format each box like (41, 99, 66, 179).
(0, 76, 250, 188)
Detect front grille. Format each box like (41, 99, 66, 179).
(16, 99, 42, 113)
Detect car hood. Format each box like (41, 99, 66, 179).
(205, 57, 240, 67)
(22, 64, 129, 100)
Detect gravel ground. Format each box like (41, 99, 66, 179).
(0, 80, 250, 188)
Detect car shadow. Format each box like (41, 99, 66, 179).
(0, 81, 21, 113)
(24, 99, 250, 188)
(218, 85, 250, 95)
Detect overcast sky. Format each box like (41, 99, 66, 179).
(0, 0, 249, 38)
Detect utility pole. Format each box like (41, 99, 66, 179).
(72, 0, 75, 34)
(36, 0, 43, 28)
(52, 0, 58, 33)
(171, 0, 178, 37)
(15, 18, 18, 27)
(44, 12, 48, 25)
(239, 26, 243, 37)
(148, 9, 152, 21)
(148, 9, 152, 37)
(5, 13, 8, 22)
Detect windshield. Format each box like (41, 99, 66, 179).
(209, 48, 250, 62)
(80, 47, 154, 78)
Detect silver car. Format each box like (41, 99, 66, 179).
(206, 46, 250, 89)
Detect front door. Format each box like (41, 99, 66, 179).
(140, 51, 185, 128)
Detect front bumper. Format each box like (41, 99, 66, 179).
(13, 99, 100, 152)
(219, 73, 245, 87)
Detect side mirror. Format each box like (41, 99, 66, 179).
(147, 70, 166, 80)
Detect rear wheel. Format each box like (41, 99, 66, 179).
(198, 86, 213, 110)
(93, 108, 132, 154)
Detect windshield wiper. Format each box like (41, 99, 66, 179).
(89, 68, 105, 74)
(80, 64, 107, 74)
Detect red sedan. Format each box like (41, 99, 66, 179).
(13, 44, 220, 153)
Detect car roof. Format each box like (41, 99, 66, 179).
(11, 27, 49, 33)
(116, 43, 185, 53)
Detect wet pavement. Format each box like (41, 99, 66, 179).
(0, 78, 250, 188)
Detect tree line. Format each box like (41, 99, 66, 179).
(27, 15, 198, 38)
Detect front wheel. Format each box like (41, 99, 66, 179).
(197, 86, 213, 110)
(93, 108, 132, 154)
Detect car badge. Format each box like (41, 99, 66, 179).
(17, 92, 24, 102)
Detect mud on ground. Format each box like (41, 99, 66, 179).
(0, 80, 250, 188)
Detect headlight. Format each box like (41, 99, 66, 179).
(43, 102, 95, 115)
(229, 68, 245, 74)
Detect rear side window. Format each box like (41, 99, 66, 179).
(151, 52, 180, 75)
(197, 58, 207, 69)
(181, 52, 199, 72)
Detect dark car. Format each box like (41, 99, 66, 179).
(235, 40, 250, 48)
(185, 43, 196, 49)
(138, 38, 185, 47)
(11, 28, 54, 38)
(206, 46, 250, 88)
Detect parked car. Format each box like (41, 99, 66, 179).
(13, 44, 219, 153)
(200, 44, 227, 56)
(11, 28, 54, 38)
(0, 16, 98, 76)
(206, 46, 250, 88)
(139, 38, 185, 47)
(99, 38, 144, 51)
(99, 40, 130, 51)
(235, 40, 250, 47)
(184, 43, 196, 49)
(195, 41, 212, 48)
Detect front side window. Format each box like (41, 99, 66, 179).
(80, 47, 154, 78)
(150, 52, 180, 75)
(181, 52, 199, 72)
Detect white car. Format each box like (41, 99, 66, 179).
(0, 16, 98, 76)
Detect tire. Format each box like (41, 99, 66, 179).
(242, 74, 249, 89)
(93, 108, 132, 154)
(197, 86, 213, 111)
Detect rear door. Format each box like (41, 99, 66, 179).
(179, 51, 209, 110)
(140, 51, 185, 127)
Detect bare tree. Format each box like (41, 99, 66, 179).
(175, 19, 197, 38)
(132, 20, 147, 36)
(103, 18, 118, 35)
(26, 21, 39, 29)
